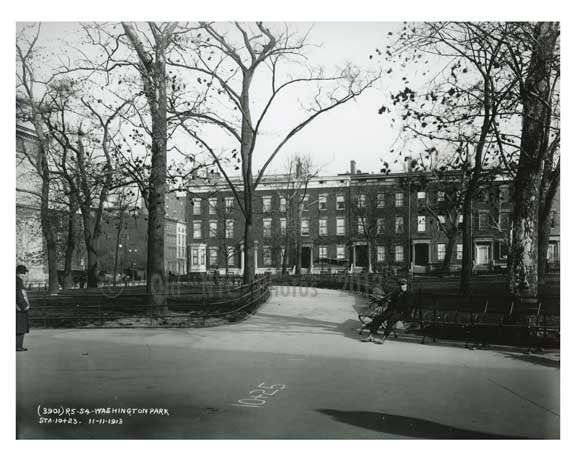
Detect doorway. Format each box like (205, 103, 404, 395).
(414, 243, 429, 266)
(356, 245, 368, 268)
(301, 246, 311, 269)
(475, 244, 490, 265)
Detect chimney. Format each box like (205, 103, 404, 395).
(404, 156, 412, 173)
(350, 160, 356, 175)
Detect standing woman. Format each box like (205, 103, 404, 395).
(16, 265, 30, 352)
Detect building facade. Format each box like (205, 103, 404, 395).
(184, 162, 560, 275)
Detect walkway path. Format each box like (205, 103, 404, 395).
(16, 288, 560, 439)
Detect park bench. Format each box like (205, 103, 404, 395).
(408, 295, 560, 350)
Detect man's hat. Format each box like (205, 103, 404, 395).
(398, 278, 408, 285)
(16, 264, 28, 274)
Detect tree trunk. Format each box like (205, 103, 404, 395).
(295, 238, 302, 275)
(508, 22, 559, 299)
(29, 111, 59, 294)
(41, 203, 59, 294)
(281, 244, 288, 275)
(243, 218, 255, 284)
(146, 51, 168, 310)
(62, 200, 78, 289)
(146, 107, 168, 309)
(460, 190, 474, 295)
(241, 72, 257, 284)
(122, 22, 169, 312)
(537, 210, 552, 282)
(367, 240, 373, 273)
(442, 234, 457, 273)
(113, 206, 125, 285)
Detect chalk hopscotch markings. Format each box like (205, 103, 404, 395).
(231, 382, 287, 408)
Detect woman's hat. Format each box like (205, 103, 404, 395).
(16, 265, 29, 274)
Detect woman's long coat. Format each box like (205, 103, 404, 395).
(16, 277, 29, 334)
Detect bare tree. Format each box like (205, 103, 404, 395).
(383, 22, 521, 294)
(271, 155, 318, 275)
(170, 22, 379, 282)
(349, 183, 380, 273)
(505, 22, 560, 298)
(42, 78, 132, 287)
(16, 24, 60, 293)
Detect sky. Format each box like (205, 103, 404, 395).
(18, 21, 428, 178)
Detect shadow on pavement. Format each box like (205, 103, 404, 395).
(498, 352, 560, 369)
(248, 312, 363, 339)
(317, 409, 529, 439)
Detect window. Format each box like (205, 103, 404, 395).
(377, 218, 385, 234)
(395, 216, 404, 234)
(263, 246, 272, 266)
(336, 217, 345, 236)
(280, 218, 287, 236)
(358, 194, 366, 208)
(227, 246, 235, 265)
(438, 215, 446, 224)
(547, 242, 558, 263)
(458, 215, 463, 224)
(377, 193, 386, 208)
(301, 219, 310, 236)
(395, 245, 404, 262)
(499, 185, 510, 202)
(336, 245, 345, 260)
(319, 218, 328, 236)
(437, 243, 446, 261)
(318, 195, 327, 211)
(336, 195, 345, 210)
(417, 215, 426, 232)
(319, 246, 328, 260)
(479, 212, 489, 230)
(395, 193, 404, 207)
(225, 197, 234, 212)
(208, 198, 217, 215)
(499, 211, 510, 230)
(209, 220, 217, 238)
(551, 211, 557, 228)
(377, 246, 386, 262)
(457, 244, 463, 260)
(279, 197, 287, 212)
(192, 247, 199, 265)
(226, 219, 234, 239)
(437, 191, 445, 202)
(357, 218, 365, 235)
(262, 196, 272, 213)
(193, 221, 202, 239)
(263, 218, 272, 238)
(209, 247, 218, 266)
(192, 200, 201, 216)
(177, 224, 186, 258)
(496, 240, 508, 260)
(417, 191, 426, 200)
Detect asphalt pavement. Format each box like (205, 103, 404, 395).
(16, 287, 560, 439)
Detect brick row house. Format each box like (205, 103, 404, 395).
(184, 161, 560, 275)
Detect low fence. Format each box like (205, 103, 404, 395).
(28, 275, 271, 329)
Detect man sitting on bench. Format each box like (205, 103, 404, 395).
(361, 278, 414, 344)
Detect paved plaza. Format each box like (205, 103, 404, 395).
(16, 287, 560, 439)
